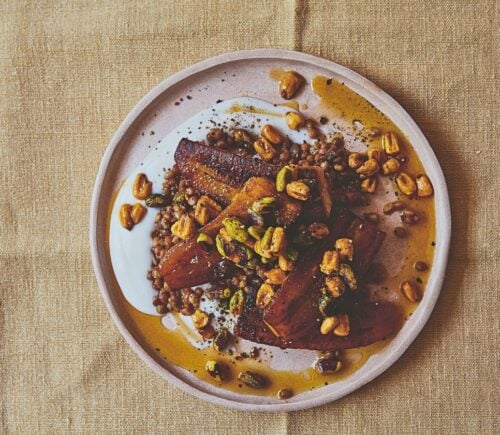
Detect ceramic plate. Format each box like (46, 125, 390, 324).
(89, 49, 450, 411)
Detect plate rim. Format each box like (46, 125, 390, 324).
(89, 48, 451, 412)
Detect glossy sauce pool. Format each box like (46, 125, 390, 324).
(108, 74, 436, 398)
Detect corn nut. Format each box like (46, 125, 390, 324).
(382, 131, 401, 155)
(279, 71, 304, 99)
(132, 173, 152, 200)
(286, 181, 311, 201)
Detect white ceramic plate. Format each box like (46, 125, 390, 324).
(90, 49, 451, 412)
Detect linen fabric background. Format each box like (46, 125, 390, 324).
(1, 0, 498, 433)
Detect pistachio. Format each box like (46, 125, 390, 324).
(256, 283, 276, 308)
(261, 124, 282, 145)
(254, 239, 272, 259)
(171, 215, 196, 240)
(401, 280, 421, 302)
(247, 208, 265, 226)
(222, 217, 248, 243)
(260, 227, 274, 251)
(285, 111, 305, 130)
(279, 71, 304, 99)
(251, 196, 277, 214)
(229, 289, 245, 316)
(205, 360, 226, 381)
(213, 328, 231, 352)
(248, 225, 265, 240)
(264, 268, 287, 285)
(308, 223, 330, 239)
(382, 157, 400, 175)
(276, 165, 292, 192)
(132, 173, 152, 200)
(196, 232, 214, 250)
(320, 316, 339, 335)
(367, 147, 386, 163)
(348, 152, 366, 169)
(130, 203, 147, 224)
(382, 131, 401, 155)
(396, 172, 417, 196)
(192, 309, 210, 330)
(315, 356, 342, 374)
(172, 192, 186, 204)
(335, 238, 354, 261)
(194, 203, 210, 226)
(333, 313, 350, 336)
(194, 195, 222, 225)
(320, 250, 340, 275)
(278, 254, 294, 271)
(416, 174, 434, 197)
(145, 193, 168, 208)
(284, 246, 299, 262)
(215, 235, 226, 257)
(119, 203, 134, 230)
(318, 294, 333, 317)
(325, 276, 346, 298)
(356, 158, 379, 178)
(238, 371, 267, 389)
(286, 181, 311, 201)
(361, 176, 377, 193)
(253, 137, 276, 161)
(339, 263, 357, 290)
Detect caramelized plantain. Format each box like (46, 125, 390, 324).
(261, 209, 386, 341)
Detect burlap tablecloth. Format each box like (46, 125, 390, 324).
(1, 0, 498, 433)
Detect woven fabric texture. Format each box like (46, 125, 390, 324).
(0, 0, 498, 433)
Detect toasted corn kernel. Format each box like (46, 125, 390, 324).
(348, 152, 366, 169)
(320, 250, 340, 275)
(325, 276, 346, 298)
(382, 157, 401, 175)
(251, 196, 277, 214)
(261, 124, 282, 145)
(279, 71, 304, 99)
(194, 203, 210, 225)
(396, 172, 417, 196)
(286, 181, 311, 201)
(229, 290, 245, 315)
(270, 226, 286, 254)
(401, 280, 421, 302)
(383, 200, 406, 215)
(256, 283, 276, 308)
(130, 203, 147, 224)
(254, 239, 272, 259)
(320, 316, 339, 335)
(192, 309, 210, 330)
(367, 147, 387, 163)
(339, 263, 357, 290)
(119, 204, 134, 230)
(171, 215, 196, 240)
(222, 217, 248, 243)
(278, 254, 294, 271)
(416, 174, 434, 197)
(333, 314, 350, 336)
(276, 165, 292, 192)
(198, 195, 222, 215)
(285, 111, 305, 130)
(382, 131, 401, 155)
(308, 223, 330, 239)
(356, 158, 379, 178)
(132, 173, 152, 200)
(253, 137, 276, 161)
(361, 177, 377, 193)
(205, 360, 226, 381)
(335, 238, 354, 261)
(264, 268, 287, 285)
